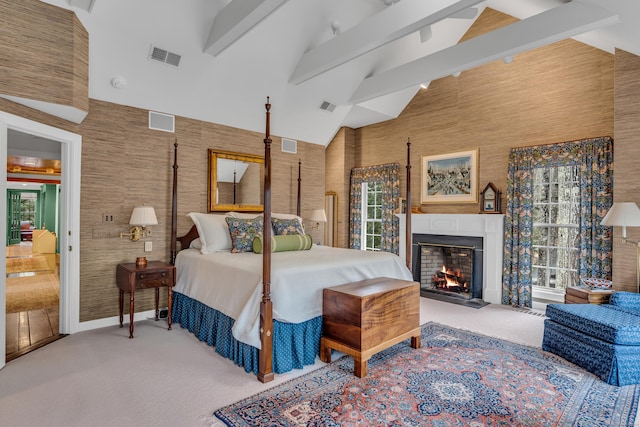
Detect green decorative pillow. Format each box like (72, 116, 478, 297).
(253, 234, 313, 254)
(225, 216, 263, 253)
(271, 217, 305, 235)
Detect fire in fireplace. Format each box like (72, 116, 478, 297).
(432, 264, 469, 294)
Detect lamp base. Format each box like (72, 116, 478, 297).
(136, 257, 147, 267)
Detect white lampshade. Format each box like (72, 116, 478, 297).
(129, 206, 158, 227)
(310, 209, 327, 223)
(601, 202, 640, 238)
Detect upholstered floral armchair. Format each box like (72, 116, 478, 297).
(543, 291, 640, 386)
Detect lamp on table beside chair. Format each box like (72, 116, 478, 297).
(601, 202, 640, 293)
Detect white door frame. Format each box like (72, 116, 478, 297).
(0, 111, 81, 370)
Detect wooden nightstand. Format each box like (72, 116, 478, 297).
(116, 261, 176, 338)
(564, 286, 613, 305)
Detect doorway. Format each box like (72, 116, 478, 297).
(0, 111, 81, 370)
(6, 170, 63, 361)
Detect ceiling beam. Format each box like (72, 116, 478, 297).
(350, 1, 619, 104)
(289, 0, 484, 85)
(205, 0, 288, 57)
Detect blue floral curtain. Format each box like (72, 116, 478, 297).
(348, 163, 401, 254)
(502, 137, 613, 307)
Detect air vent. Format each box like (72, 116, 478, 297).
(149, 45, 182, 67)
(149, 111, 175, 133)
(319, 101, 336, 112)
(281, 138, 297, 154)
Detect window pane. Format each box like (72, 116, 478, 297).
(375, 207, 382, 219)
(549, 205, 558, 223)
(367, 207, 375, 218)
(533, 205, 547, 223)
(373, 222, 382, 234)
(366, 222, 374, 234)
(532, 247, 547, 267)
(532, 226, 548, 246)
(373, 236, 381, 249)
(532, 267, 547, 287)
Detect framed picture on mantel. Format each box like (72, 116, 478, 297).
(421, 149, 478, 204)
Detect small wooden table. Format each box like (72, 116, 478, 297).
(320, 277, 421, 378)
(564, 286, 613, 305)
(116, 261, 176, 338)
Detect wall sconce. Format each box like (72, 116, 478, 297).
(600, 202, 640, 292)
(120, 205, 158, 241)
(309, 209, 327, 231)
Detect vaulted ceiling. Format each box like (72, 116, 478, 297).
(42, 0, 640, 146)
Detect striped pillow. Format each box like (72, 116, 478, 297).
(253, 234, 313, 254)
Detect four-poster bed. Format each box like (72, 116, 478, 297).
(169, 98, 414, 382)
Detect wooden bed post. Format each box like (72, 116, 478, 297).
(259, 97, 274, 383)
(405, 139, 412, 271)
(170, 140, 178, 265)
(297, 159, 301, 217)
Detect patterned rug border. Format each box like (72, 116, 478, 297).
(214, 322, 639, 427)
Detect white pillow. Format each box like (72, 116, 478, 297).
(227, 211, 262, 219)
(187, 213, 232, 253)
(189, 238, 202, 249)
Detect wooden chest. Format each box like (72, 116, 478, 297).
(320, 277, 421, 377)
(564, 286, 613, 305)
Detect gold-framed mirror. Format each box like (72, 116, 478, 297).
(325, 191, 338, 247)
(208, 150, 264, 212)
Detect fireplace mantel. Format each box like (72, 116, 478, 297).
(398, 214, 505, 304)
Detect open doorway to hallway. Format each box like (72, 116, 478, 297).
(6, 131, 63, 361)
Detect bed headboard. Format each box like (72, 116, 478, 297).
(169, 141, 303, 264)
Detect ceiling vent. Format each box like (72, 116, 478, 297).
(319, 101, 336, 112)
(281, 138, 297, 154)
(149, 45, 181, 67)
(149, 111, 175, 133)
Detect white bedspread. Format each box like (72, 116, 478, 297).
(174, 245, 413, 348)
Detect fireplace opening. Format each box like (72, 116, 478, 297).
(421, 243, 474, 299)
(412, 234, 484, 306)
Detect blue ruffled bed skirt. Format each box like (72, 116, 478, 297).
(172, 292, 322, 374)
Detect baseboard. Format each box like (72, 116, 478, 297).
(75, 309, 158, 333)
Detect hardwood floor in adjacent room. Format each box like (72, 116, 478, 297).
(6, 307, 61, 362)
(5, 242, 64, 361)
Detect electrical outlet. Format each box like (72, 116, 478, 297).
(102, 214, 114, 223)
(159, 308, 168, 319)
(144, 241, 152, 252)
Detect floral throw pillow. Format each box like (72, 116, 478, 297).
(225, 216, 263, 253)
(271, 217, 305, 236)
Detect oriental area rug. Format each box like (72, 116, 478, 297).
(214, 322, 639, 427)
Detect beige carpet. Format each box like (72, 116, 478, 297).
(5, 273, 59, 313)
(5, 256, 54, 275)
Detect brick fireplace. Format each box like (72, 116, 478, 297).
(416, 234, 483, 301)
(398, 214, 504, 305)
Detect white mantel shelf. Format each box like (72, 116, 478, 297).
(398, 214, 505, 304)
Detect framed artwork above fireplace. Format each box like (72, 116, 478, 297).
(421, 149, 478, 204)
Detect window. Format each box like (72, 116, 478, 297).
(361, 182, 382, 251)
(20, 192, 37, 225)
(531, 165, 580, 291)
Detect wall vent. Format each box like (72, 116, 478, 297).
(319, 101, 336, 112)
(149, 45, 181, 67)
(149, 111, 175, 133)
(281, 138, 297, 154)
